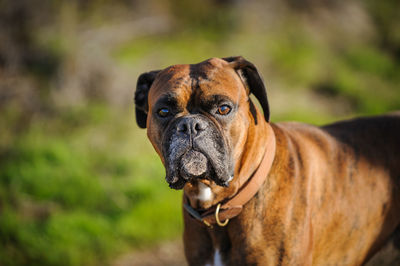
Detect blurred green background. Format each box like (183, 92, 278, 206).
(0, 0, 399, 265)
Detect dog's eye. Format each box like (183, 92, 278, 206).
(157, 108, 170, 117)
(217, 105, 231, 115)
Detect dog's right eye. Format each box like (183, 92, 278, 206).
(157, 108, 170, 118)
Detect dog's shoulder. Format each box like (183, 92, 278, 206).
(271, 121, 337, 157)
(272, 121, 331, 143)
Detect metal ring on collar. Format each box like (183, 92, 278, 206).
(215, 203, 229, 226)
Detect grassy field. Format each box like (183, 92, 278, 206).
(0, 105, 182, 265)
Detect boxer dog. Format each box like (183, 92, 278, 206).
(134, 56, 400, 265)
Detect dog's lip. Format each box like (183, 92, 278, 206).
(168, 177, 186, 189)
(166, 152, 234, 189)
(167, 172, 233, 190)
(168, 176, 179, 184)
(165, 150, 208, 189)
(179, 150, 208, 178)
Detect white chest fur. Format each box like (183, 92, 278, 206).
(196, 182, 213, 202)
(195, 184, 221, 266)
(205, 249, 224, 266)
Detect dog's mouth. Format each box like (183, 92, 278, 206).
(167, 149, 208, 189)
(166, 149, 233, 190)
(180, 150, 208, 179)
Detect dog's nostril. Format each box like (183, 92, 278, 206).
(177, 118, 206, 135)
(178, 123, 188, 133)
(194, 123, 203, 132)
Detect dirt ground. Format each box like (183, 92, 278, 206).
(113, 236, 400, 266)
(113, 240, 186, 266)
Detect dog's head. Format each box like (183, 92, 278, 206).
(134, 57, 269, 189)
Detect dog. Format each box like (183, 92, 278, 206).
(134, 56, 400, 265)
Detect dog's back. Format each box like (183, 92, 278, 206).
(322, 111, 400, 170)
(270, 112, 400, 264)
(324, 112, 400, 264)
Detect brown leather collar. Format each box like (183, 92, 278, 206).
(184, 123, 276, 227)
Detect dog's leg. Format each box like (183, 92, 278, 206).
(183, 210, 214, 266)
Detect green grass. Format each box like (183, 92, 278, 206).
(0, 104, 182, 266)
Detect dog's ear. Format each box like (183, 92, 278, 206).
(134, 70, 161, 128)
(223, 56, 270, 123)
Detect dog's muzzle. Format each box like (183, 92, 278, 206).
(162, 115, 233, 189)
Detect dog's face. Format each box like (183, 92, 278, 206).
(134, 57, 269, 189)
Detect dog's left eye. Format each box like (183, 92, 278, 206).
(157, 108, 170, 117)
(217, 105, 231, 115)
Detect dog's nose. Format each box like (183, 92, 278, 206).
(177, 117, 207, 136)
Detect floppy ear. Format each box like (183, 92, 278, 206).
(134, 70, 161, 128)
(223, 56, 270, 123)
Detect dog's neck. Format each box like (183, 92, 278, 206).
(184, 115, 273, 211)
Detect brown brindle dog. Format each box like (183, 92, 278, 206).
(134, 56, 400, 265)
